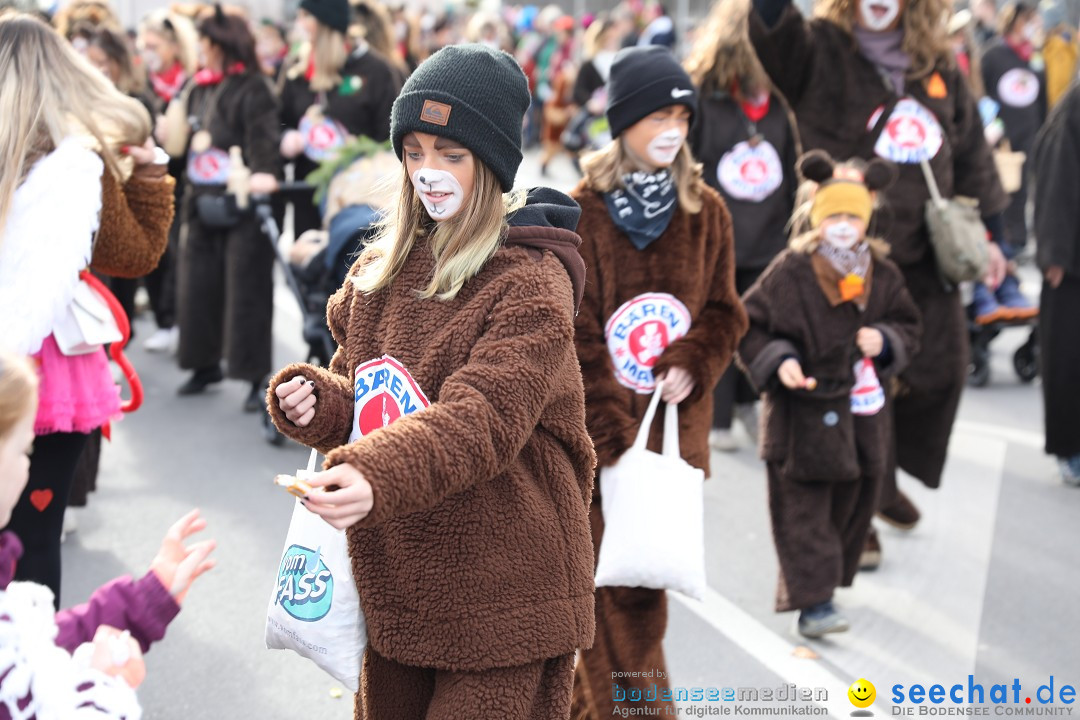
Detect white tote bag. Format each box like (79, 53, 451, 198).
(265, 452, 367, 691)
(594, 382, 707, 601)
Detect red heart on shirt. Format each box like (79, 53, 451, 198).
(29, 489, 53, 512)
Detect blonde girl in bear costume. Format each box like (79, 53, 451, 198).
(269, 44, 596, 719)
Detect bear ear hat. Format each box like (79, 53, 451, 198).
(864, 157, 899, 192)
(797, 149, 837, 184)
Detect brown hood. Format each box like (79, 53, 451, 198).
(503, 188, 586, 314)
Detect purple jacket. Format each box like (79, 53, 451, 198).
(0, 530, 179, 652)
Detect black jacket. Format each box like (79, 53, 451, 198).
(184, 72, 281, 180)
(280, 46, 403, 178)
(981, 40, 1048, 155)
(1032, 81, 1080, 278)
(691, 89, 798, 270)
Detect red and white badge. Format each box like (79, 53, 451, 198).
(186, 147, 231, 185)
(872, 98, 944, 164)
(349, 355, 430, 442)
(717, 140, 784, 203)
(300, 114, 348, 162)
(605, 293, 692, 393)
(850, 358, 885, 416)
(997, 68, 1040, 108)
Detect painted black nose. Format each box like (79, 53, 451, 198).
(418, 174, 427, 184)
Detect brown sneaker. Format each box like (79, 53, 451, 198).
(859, 527, 881, 571)
(878, 490, 920, 530)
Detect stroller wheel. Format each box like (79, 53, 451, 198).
(263, 411, 285, 446)
(1013, 338, 1039, 383)
(968, 344, 991, 388)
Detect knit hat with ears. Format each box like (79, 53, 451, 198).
(299, 0, 350, 33)
(798, 150, 897, 228)
(390, 44, 531, 192)
(605, 45, 698, 138)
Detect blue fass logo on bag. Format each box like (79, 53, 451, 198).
(275, 544, 334, 622)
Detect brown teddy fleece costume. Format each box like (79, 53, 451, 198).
(570, 48, 748, 719)
(267, 42, 596, 720)
(738, 152, 922, 612)
(267, 188, 596, 718)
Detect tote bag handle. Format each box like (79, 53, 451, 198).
(629, 380, 682, 459)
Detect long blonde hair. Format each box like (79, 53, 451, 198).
(310, 24, 349, 92)
(581, 139, 705, 215)
(352, 160, 527, 301)
(684, 0, 770, 95)
(815, 0, 952, 80)
(0, 13, 152, 243)
(0, 353, 38, 440)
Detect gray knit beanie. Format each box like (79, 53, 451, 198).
(390, 44, 530, 192)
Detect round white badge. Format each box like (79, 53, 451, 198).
(299, 114, 348, 162)
(873, 98, 945, 164)
(717, 140, 784, 203)
(186, 147, 231, 185)
(605, 293, 692, 393)
(997, 68, 1040, 108)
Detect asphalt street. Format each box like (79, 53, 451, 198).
(59, 151, 1080, 719)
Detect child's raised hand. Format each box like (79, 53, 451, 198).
(276, 376, 317, 427)
(149, 509, 217, 605)
(856, 327, 884, 358)
(778, 358, 808, 390)
(301, 464, 375, 530)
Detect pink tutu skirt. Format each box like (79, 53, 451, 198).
(32, 335, 121, 435)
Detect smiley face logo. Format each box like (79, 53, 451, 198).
(848, 678, 876, 709)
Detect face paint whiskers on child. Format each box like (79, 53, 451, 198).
(646, 129, 686, 166)
(412, 168, 465, 221)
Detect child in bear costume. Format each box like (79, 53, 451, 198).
(738, 150, 921, 639)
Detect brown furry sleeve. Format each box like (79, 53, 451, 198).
(265, 281, 356, 454)
(736, 254, 801, 392)
(90, 163, 175, 278)
(325, 261, 580, 527)
(572, 199, 639, 470)
(652, 191, 749, 404)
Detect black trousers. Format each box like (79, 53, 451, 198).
(713, 267, 764, 430)
(178, 195, 275, 383)
(1042, 275, 1080, 457)
(144, 213, 180, 329)
(4, 432, 89, 608)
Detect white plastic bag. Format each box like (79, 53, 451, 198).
(265, 451, 366, 691)
(594, 382, 707, 601)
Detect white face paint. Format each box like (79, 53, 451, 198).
(646, 129, 686, 167)
(411, 168, 465, 221)
(823, 221, 862, 250)
(859, 0, 900, 31)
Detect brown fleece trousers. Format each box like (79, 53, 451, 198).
(572, 502, 675, 719)
(355, 647, 575, 720)
(767, 463, 881, 613)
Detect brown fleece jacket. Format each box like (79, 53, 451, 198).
(267, 203, 596, 672)
(571, 180, 748, 477)
(738, 248, 922, 480)
(91, 162, 176, 278)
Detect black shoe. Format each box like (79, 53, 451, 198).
(243, 382, 265, 413)
(178, 366, 224, 395)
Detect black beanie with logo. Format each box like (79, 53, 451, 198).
(605, 45, 698, 139)
(390, 44, 531, 192)
(299, 0, 350, 33)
